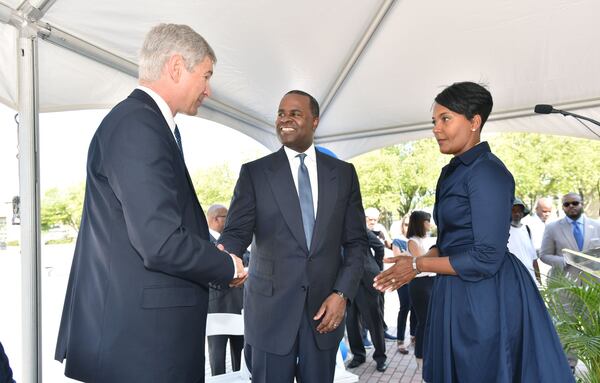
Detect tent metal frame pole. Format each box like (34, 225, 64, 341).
(3, 1, 273, 137)
(36, 24, 274, 134)
(33, 0, 58, 17)
(17, 23, 42, 383)
(319, 0, 395, 116)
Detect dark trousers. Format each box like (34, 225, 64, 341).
(397, 283, 416, 341)
(244, 305, 337, 383)
(408, 276, 434, 358)
(346, 285, 386, 364)
(207, 334, 244, 376)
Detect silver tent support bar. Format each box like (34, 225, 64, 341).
(319, 0, 396, 116)
(18, 24, 42, 383)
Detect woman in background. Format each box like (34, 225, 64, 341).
(405, 211, 435, 372)
(375, 82, 574, 382)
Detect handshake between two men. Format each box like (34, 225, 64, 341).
(217, 243, 248, 288)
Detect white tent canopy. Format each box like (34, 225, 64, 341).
(2, 1, 600, 382)
(2, 0, 600, 159)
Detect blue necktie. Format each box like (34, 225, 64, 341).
(572, 221, 584, 251)
(297, 153, 315, 249)
(174, 125, 184, 160)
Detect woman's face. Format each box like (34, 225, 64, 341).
(401, 216, 409, 236)
(432, 103, 480, 156)
(424, 219, 431, 233)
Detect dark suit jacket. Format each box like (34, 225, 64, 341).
(362, 230, 385, 295)
(219, 147, 367, 355)
(55, 89, 234, 383)
(0, 342, 14, 383)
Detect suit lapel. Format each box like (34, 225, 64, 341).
(559, 218, 578, 250)
(311, 152, 338, 253)
(266, 148, 309, 253)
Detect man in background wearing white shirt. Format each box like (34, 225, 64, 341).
(522, 197, 553, 251)
(507, 198, 541, 285)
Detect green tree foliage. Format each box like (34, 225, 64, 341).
(352, 138, 447, 221)
(492, 133, 600, 212)
(353, 133, 600, 222)
(192, 163, 237, 207)
(40, 183, 85, 232)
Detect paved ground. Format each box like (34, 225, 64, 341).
(347, 336, 423, 383)
(210, 334, 423, 382)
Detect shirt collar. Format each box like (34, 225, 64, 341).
(453, 141, 491, 166)
(136, 85, 176, 132)
(565, 215, 584, 225)
(283, 144, 317, 163)
(208, 228, 221, 240)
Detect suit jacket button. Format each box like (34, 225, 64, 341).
(301, 285, 307, 291)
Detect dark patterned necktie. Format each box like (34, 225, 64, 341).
(297, 153, 315, 249)
(174, 125, 184, 160)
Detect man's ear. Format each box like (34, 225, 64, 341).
(312, 117, 320, 131)
(166, 54, 184, 82)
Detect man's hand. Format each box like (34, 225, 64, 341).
(217, 244, 248, 287)
(229, 254, 248, 287)
(373, 256, 417, 292)
(313, 293, 347, 334)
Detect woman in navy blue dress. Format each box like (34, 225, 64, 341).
(374, 82, 574, 382)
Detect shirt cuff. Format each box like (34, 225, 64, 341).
(226, 252, 237, 279)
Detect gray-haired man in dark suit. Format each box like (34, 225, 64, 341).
(54, 24, 246, 383)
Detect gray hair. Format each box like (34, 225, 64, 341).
(207, 204, 227, 219)
(138, 23, 217, 82)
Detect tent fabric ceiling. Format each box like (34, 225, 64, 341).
(1, 0, 599, 159)
(0, 22, 16, 109)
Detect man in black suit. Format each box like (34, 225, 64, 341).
(206, 204, 246, 376)
(54, 24, 245, 383)
(219, 90, 367, 382)
(345, 230, 388, 372)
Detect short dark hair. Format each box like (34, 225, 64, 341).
(285, 90, 320, 118)
(434, 82, 493, 131)
(406, 210, 431, 238)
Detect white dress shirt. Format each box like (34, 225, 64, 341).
(136, 86, 178, 142)
(283, 144, 319, 218)
(209, 228, 220, 241)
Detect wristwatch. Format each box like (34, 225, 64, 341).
(412, 257, 421, 274)
(334, 290, 347, 300)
